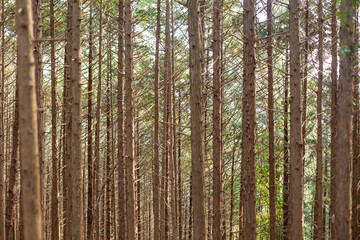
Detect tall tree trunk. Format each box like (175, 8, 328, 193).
(153, 0, 161, 238)
(288, 0, 304, 237)
(267, 1, 275, 239)
(0, 0, 4, 235)
(212, 0, 223, 238)
(178, 89, 182, 240)
(94, 0, 103, 237)
(314, 1, 324, 238)
(335, 0, 354, 237)
(117, 0, 126, 238)
(188, 0, 207, 238)
(353, 6, 360, 239)
(87, 5, 93, 240)
(67, 0, 84, 238)
(241, 0, 256, 237)
(5, 89, 18, 240)
(283, 48, 289, 240)
(16, 0, 43, 236)
(302, 0, 308, 172)
(32, 0, 45, 238)
(50, 0, 59, 237)
(124, 0, 136, 237)
(330, 0, 337, 238)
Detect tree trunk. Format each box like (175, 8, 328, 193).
(124, 0, 136, 237)
(335, 0, 354, 237)
(16, 0, 43, 236)
(188, 0, 207, 238)
(353, 6, 360, 239)
(283, 48, 289, 240)
(117, 0, 126, 238)
(67, 0, 84, 238)
(50, 0, 59, 237)
(314, 1, 324, 239)
(5, 89, 18, 240)
(267, 1, 275, 239)
(32, 0, 45, 237)
(241, 0, 256, 237)
(288, 0, 304, 237)
(87, 5, 93, 240)
(212, 0, 223, 238)
(0, 0, 4, 235)
(330, 0, 337, 238)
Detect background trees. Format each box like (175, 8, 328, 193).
(1, 0, 360, 239)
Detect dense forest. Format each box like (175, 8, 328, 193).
(0, 0, 358, 239)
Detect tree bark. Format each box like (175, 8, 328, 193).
(314, 2, 324, 239)
(66, 0, 84, 238)
(241, 0, 256, 237)
(117, 0, 126, 238)
(335, 0, 354, 237)
(267, 1, 275, 239)
(330, 0, 337, 238)
(16, 0, 43, 236)
(212, 0, 223, 238)
(283, 48, 289, 240)
(124, 0, 136, 237)
(50, 0, 59, 237)
(288, 0, 304, 237)
(5, 89, 18, 240)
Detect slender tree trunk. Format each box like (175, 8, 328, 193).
(314, 2, 324, 239)
(335, 0, 354, 237)
(5, 89, 18, 240)
(302, 0, 308, 171)
(213, 0, 223, 238)
(241, 0, 256, 237)
(32, 0, 45, 237)
(87, 5, 94, 240)
(66, 0, 84, 238)
(118, 0, 126, 238)
(50, 0, 59, 237)
(16, 0, 43, 236)
(188, 0, 207, 238)
(124, 0, 136, 237)
(267, 1, 276, 239)
(330, 0, 337, 238)
(153, 0, 161, 238)
(288, 0, 304, 237)
(353, 6, 360, 239)
(94, 0, 103, 237)
(283, 48, 289, 240)
(106, 45, 111, 240)
(0, 0, 4, 235)
(178, 89, 182, 240)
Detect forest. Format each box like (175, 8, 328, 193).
(0, 0, 358, 239)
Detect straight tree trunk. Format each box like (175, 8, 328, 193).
(353, 6, 360, 239)
(330, 0, 337, 238)
(283, 48, 289, 240)
(94, 0, 103, 237)
(50, 0, 59, 237)
(288, 0, 304, 237)
(241, 0, 256, 237)
(87, 5, 93, 240)
(335, 0, 354, 237)
(67, 0, 84, 238)
(178, 89, 182, 240)
(314, 1, 324, 238)
(32, 0, 45, 237)
(302, 0, 308, 170)
(267, 1, 275, 239)
(153, 0, 161, 238)
(124, 0, 136, 237)
(5, 89, 18, 240)
(16, 0, 43, 236)
(0, 0, 4, 235)
(212, 0, 223, 238)
(188, 0, 207, 238)
(117, 0, 126, 238)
